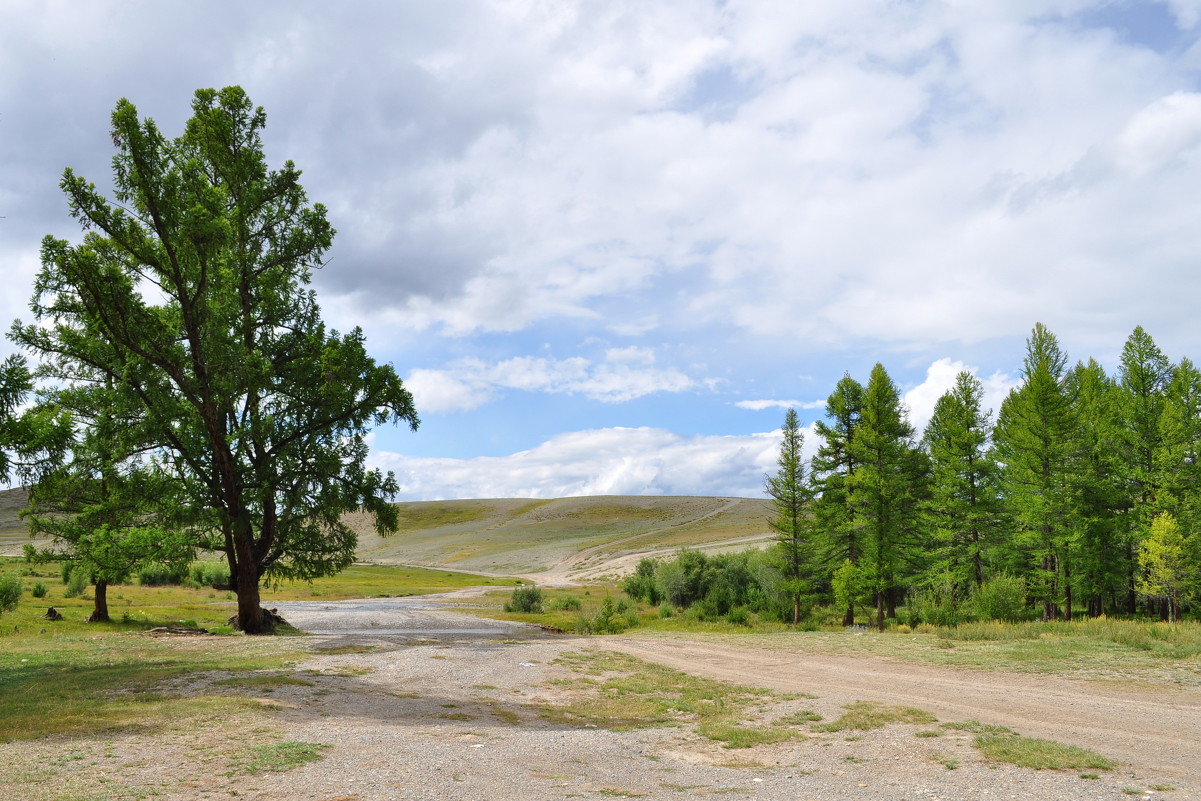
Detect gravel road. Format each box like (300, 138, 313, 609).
(179, 594, 1195, 801)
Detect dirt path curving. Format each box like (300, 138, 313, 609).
(605, 636, 1201, 786)
(532, 498, 774, 585)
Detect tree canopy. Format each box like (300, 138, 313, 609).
(12, 86, 418, 633)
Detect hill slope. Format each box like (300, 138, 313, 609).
(0, 488, 774, 574)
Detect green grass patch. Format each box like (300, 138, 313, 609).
(542, 649, 778, 742)
(777, 709, 822, 724)
(697, 721, 802, 748)
(210, 673, 316, 691)
(813, 700, 936, 732)
(0, 629, 300, 742)
(973, 733, 1115, 770)
(225, 740, 329, 775)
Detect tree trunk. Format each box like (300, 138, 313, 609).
(843, 602, 855, 627)
(793, 595, 800, 625)
(87, 579, 110, 623)
(232, 517, 267, 633)
(1063, 551, 1072, 622)
(875, 591, 885, 632)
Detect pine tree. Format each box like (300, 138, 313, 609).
(811, 373, 865, 625)
(922, 371, 1000, 595)
(1066, 359, 1126, 616)
(1115, 326, 1173, 613)
(994, 324, 1077, 621)
(765, 408, 812, 624)
(848, 364, 928, 631)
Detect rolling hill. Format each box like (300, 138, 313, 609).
(0, 488, 773, 576)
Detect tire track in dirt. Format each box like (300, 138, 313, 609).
(604, 637, 1201, 786)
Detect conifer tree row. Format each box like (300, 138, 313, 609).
(764, 323, 1201, 627)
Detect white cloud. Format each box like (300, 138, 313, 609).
(903, 358, 1020, 436)
(372, 425, 786, 500)
(405, 348, 697, 412)
(735, 399, 826, 411)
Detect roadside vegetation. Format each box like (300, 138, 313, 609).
(544, 649, 1116, 771)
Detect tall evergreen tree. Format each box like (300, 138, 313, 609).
(1153, 357, 1201, 600)
(1115, 326, 1173, 613)
(848, 363, 928, 631)
(1066, 359, 1125, 616)
(765, 408, 812, 624)
(994, 323, 1077, 620)
(922, 371, 1000, 594)
(811, 373, 865, 625)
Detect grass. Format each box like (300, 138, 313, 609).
(973, 733, 1116, 770)
(225, 740, 329, 775)
(0, 558, 519, 633)
(812, 701, 936, 732)
(543, 649, 783, 744)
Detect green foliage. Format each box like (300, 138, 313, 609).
(765, 408, 813, 623)
(969, 573, 1028, 623)
(1136, 512, 1195, 621)
(622, 557, 660, 605)
(137, 562, 190, 587)
(14, 86, 418, 634)
(504, 584, 544, 613)
(64, 569, 88, 598)
(550, 593, 582, 611)
(831, 559, 868, 624)
(575, 596, 631, 634)
(0, 574, 21, 613)
(30, 580, 47, 599)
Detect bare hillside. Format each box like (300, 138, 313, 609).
(347, 495, 773, 575)
(1, 489, 774, 571)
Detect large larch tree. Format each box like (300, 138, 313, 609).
(13, 87, 419, 633)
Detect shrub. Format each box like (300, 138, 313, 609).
(552, 594, 582, 611)
(504, 584, 543, 613)
(971, 574, 1028, 623)
(575, 597, 633, 634)
(31, 581, 48, 599)
(60, 561, 74, 584)
(137, 562, 189, 587)
(0, 575, 22, 613)
(64, 570, 89, 598)
(622, 557, 660, 605)
(725, 606, 751, 626)
(189, 561, 230, 588)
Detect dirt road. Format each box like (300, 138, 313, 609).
(606, 637, 1201, 786)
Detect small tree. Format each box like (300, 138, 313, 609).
(765, 408, 812, 624)
(1136, 513, 1194, 622)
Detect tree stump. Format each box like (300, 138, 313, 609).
(42, 607, 63, 621)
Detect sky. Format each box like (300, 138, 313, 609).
(4, 1, 1201, 500)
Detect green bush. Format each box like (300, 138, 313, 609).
(31, 581, 48, 599)
(0, 575, 22, 613)
(971, 574, 1028, 623)
(575, 596, 631, 634)
(504, 584, 544, 613)
(189, 561, 230, 588)
(138, 563, 189, 587)
(64, 570, 88, 598)
(725, 606, 751, 626)
(552, 594, 582, 611)
(60, 561, 74, 584)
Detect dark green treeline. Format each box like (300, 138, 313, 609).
(787, 323, 1201, 627)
